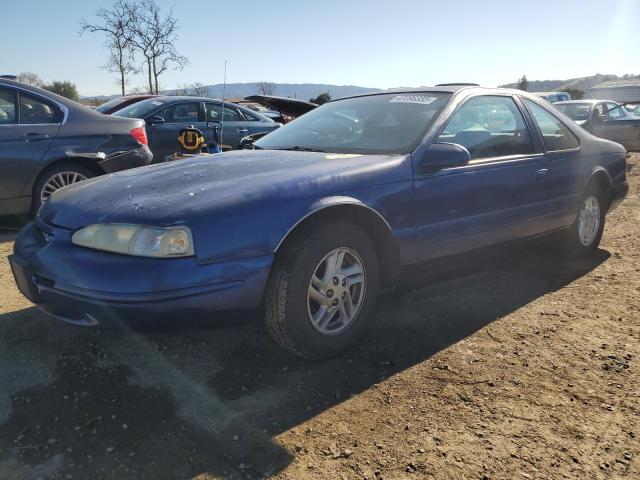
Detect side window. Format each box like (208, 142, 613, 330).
(206, 103, 243, 122)
(158, 102, 200, 123)
(523, 99, 580, 151)
(240, 109, 260, 121)
(547, 95, 559, 103)
(19, 93, 62, 124)
(0, 88, 17, 124)
(437, 95, 534, 160)
(606, 103, 625, 120)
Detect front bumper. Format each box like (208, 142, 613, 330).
(98, 145, 153, 173)
(10, 220, 273, 326)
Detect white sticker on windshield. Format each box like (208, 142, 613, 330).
(151, 100, 164, 106)
(390, 95, 438, 105)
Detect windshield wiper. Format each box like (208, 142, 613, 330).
(272, 146, 327, 153)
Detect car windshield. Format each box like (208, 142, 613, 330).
(113, 98, 168, 118)
(555, 103, 593, 121)
(95, 97, 126, 113)
(254, 92, 452, 154)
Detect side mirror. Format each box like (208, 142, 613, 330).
(146, 115, 165, 125)
(420, 142, 471, 172)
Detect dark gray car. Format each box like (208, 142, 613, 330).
(555, 99, 640, 151)
(113, 96, 280, 160)
(0, 78, 153, 223)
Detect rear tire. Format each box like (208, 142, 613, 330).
(563, 185, 607, 257)
(263, 222, 380, 359)
(32, 162, 95, 214)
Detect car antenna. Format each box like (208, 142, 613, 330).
(220, 60, 227, 148)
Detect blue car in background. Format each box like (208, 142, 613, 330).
(10, 86, 628, 359)
(113, 96, 280, 160)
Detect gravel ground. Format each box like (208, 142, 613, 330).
(0, 155, 638, 480)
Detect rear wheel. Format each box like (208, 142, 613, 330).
(263, 222, 380, 359)
(32, 163, 95, 214)
(563, 186, 607, 256)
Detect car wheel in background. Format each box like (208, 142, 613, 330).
(32, 162, 95, 214)
(563, 185, 607, 256)
(264, 222, 380, 359)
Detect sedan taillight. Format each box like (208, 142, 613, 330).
(130, 126, 148, 145)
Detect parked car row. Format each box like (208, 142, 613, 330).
(10, 85, 628, 358)
(555, 100, 640, 151)
(0, 77, 152, 222)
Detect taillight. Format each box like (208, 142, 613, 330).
(130, 126, 148, 145)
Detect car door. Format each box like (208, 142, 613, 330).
(204, 102, 251, 150)
(0, 87, 60, 211)
(414, 94, 551, 261)
(602, 102, 640, 150)
(521, 98, 583, 231)
(146, 101, 205, 161)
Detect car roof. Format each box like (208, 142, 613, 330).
(531, 91, 568, 96)
(335, 86, 542, 102)
(554, 99, 617, 105)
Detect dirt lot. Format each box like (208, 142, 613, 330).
(0, 155, 638, 480)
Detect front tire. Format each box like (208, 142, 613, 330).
(563, 186, 607, 256)
(264, 222, 380, 359)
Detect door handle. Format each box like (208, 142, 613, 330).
(237, 128, 248, 134)
(24, 133, 50, 142)
(534, 168, 548, 181)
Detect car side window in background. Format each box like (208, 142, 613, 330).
(437, 95, 534, 160)
(240, 110, 260, 121)
(0, 88, 17, 124)
(523, 99, 580, 151)
(606, 103, 625, 120)
(206, 103, 243, 122)
(158, 102, 200, 123)
(19, 93, 62, 124)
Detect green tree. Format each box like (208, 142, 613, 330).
(516, 75, 529, 91)
(44, 81, 80, 101)
(310, 92, 331, 105)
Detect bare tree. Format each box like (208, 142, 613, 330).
(191, 82, 208, 97)
(81, 0, 137, 96)
(173, 84, 189, 96)
(257, 82, 276, 96)
(17, 72, 44, 87)
(129, 0, 188, 95)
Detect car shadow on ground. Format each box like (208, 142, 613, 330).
(0, 241, 609, 479)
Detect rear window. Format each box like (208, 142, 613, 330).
(19, 92, 63, 124)
(524, 99, 580, 151)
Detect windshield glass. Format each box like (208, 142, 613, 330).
(254, 92, 452, 154)
(114, 98, 168, 118)
(555, 103, 593, 121)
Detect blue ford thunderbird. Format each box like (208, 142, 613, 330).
(10, 86, 628, 358)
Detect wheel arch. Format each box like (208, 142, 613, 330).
(274, 197, 401, 287)
(584, 167, 613, 207)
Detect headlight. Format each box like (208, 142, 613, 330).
(72, 224, 194, 258)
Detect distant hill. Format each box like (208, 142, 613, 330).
(171, 82, 382, 100)
(84, 82, 382, 102)
(500, 74, 640, 92)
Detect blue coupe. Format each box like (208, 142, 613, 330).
(10, 86, 628, 358)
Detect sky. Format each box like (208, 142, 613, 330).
(1, 0, 639, 96)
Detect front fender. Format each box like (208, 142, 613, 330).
(189, 181, 413, 265)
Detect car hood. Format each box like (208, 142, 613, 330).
(40, 150, 404, 230)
